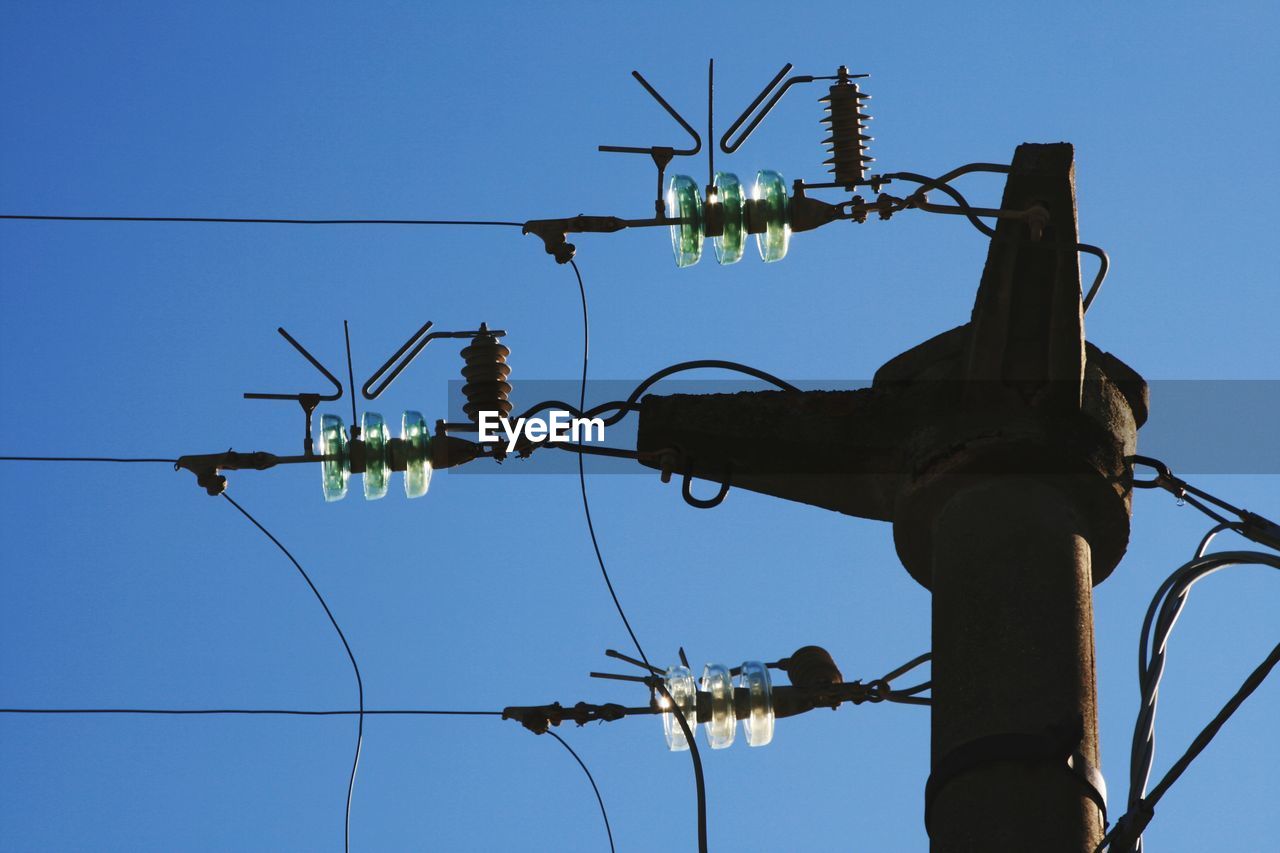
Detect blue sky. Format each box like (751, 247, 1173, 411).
(1, 2, 1276, 850)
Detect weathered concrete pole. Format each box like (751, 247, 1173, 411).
(891, 143, 1142, 852)
(637, 143, 1146, 851)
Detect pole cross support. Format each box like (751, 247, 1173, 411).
(635, 143, 1149, 852)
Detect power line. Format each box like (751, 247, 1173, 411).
(221, 493, 365, 853)
(1105, 549, 1280, 853)
(0, 708, 500, 716)
(0, 214, 524, 227)
(546, 731, 616, 853)
(0, 456, 176, 463)
(569, 258, 654, 672)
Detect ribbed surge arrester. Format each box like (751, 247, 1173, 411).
(820, 66, 873, 190)
(459, 323, 512, 423)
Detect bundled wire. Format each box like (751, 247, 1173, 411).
(1100, 548, 1280, 852)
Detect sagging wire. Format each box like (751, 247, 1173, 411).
(1098, 549, 1280, 853)
(514, 358, 800, 429)
(1195, 522, 1244, 560)
(2, 703, 615, 850)
(546, 731, 616, 853)
(568, 258, 654, 673)
(221, 493, 365, 853)
(884, 168, 1111, 313)
(654, 680, 708, 853)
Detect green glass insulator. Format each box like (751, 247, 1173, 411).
(711, 172, 745, 265)
(361, 412, 390, 501)
(401, 410, 433, 499)
(753, 169, 791, 263)
(665, 174, 704, 268)
(318, 414, 349, 502)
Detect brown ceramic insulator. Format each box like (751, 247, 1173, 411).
(460, 330, 513, 421)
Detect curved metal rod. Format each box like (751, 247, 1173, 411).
(890, 168, 1111, 316)
(1079, 243, 1110, 313)
(243, 326, 343, 402)
(720, 63, 792, 153)
(681, 464, 731, 509)
(362, 321, 500, 400)
(361, 319, 434, 399)
(1126, 454, 1174, 489)
(720, 64, 854, 154)
(598, 70, 701, 157)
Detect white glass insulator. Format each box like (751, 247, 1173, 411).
(700, 663, 736, 749)
(661, 665, 698, 752)
(737, 660, 774, 747)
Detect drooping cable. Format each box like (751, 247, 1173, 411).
(655, 681, 708, 853)
(546, 731, 616, 853)
(1, 214, 524, 227)
(886, 171, 1110, 313)
(1102, 549, 1280, 852)
(1195, 522, 1242, 559)
(567, 258, 653, 672)
(221, 493, 365, 853)
(514, 358, 798, 428)
(1099, 641, 1280, 853)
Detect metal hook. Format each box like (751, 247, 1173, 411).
(720, 64, 863, 154)
(598, 69, 702, 158)
(362, 320, 506, 400)
(681, 461, 731, 509)
(1126, 454, 1173, 489)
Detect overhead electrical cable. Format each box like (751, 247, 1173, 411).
(0, 214, 524, 227)
(1101, 549, 1280, 852)
(546, 731, 616, 853)
(0, 708, 500, 716)
(0, 455, 177, 463)
(221, 493, 365, 853)
(567, 258, 654, 672)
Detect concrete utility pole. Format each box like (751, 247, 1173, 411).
(637, 143, 1147, 852)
